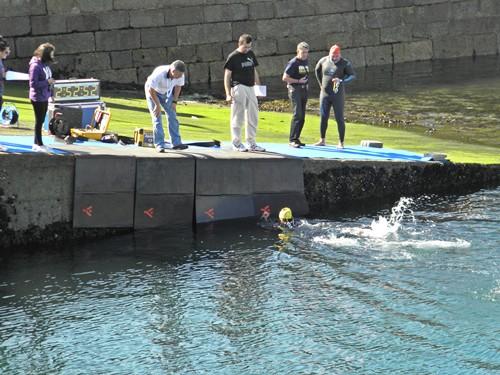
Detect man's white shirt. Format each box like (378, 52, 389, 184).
(146, 65, 185, 96)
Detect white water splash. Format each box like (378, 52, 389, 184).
(380, 238, 471, 250)
(313, 234, 359, 247)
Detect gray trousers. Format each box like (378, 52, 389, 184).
(288, 85, 308, 142)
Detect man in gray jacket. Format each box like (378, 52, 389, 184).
(314, 44, 356, 148)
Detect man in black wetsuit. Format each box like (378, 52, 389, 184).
(314, 44, 356, 148)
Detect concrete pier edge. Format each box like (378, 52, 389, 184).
(1, 153, 499, 250)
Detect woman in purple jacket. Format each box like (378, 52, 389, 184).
(29, 43, 55, 152)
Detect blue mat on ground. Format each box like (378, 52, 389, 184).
(0, 135, 426, 161)
(259, 142, 426, 161)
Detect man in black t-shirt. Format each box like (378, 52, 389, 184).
(224, 34, 265, 152)
(282, 41, 310, 148)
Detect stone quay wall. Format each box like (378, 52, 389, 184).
(1, 0, 499, 86)
(1, 152, 499, 250)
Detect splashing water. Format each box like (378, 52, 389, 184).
(368, 197, 415, 238)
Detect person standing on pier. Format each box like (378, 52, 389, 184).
(224, 34, 265, 152)
(314, 44, 356, 148)
(145, 60, 188, 152)
(29, 43, 56, 153)
(282, 41, 310, 148)
(0, 37, 11, 114)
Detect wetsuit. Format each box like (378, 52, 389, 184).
(315, 56, 355, 142)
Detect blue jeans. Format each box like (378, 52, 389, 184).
(145, 87, 181, 147)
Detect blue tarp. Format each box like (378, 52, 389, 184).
(0, 135, 427, 161)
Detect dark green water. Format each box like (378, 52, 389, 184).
(1, 188, 499, 374)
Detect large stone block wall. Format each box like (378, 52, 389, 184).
(0, 0, 499, 86)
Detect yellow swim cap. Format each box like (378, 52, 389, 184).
(279, 207, 293, 222)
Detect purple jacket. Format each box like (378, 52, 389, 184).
(29, 56, 52, 102)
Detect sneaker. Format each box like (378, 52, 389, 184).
(297, 140, 306, 146)
(173, 144, 188, 150)
(337, 142, 344, 149)
(313, 140, 326, 146)
(232, 143, 248, 152)
(156, 145, 165, 153)
(32, 144, 50, 153)
(289, 141, 300, 148)
(248, 143, 266, 152)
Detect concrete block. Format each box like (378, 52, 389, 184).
(3, 0, 45, 17)
(0, 154, 74, 231)
(256, 54, 292, 77)
(16, 33, 95, 57)
(67, 15, 100, 33)
(112, 0, 160, 10)
(73, 192, 134, 228)
(178, 23, 232, 45)
(209, 61, 225, 82)
(164, 6, 204, 26)
(0, 17, 30, 37)
(89, 68, 138, 84)
(110, 51, 133, 69)
(51, 55, 76, 76)
(274, 0, 316, 18)
(141, 27, 177, 48)
(134, 194, 193, 228)
(75, 156, 136, 193)
(451, 0, 479, 20)
(352, 29, 380, 47)
(315, 0, 355, 14)
(187, 62, 209, 84)
(355, 0, 385, 11)
(433, 35, 473, 58)
(31, 15, 68, 35)
(364, 44, 393, 66)
(196, 159, 253, 195)
(136, 158, 195, 194)
(249, 1, 275, 19)
(96, 29, 141, 51)
(384, 0, 413, 7)
(195, 195, 255, 223)
(365, 8, 402, 29)
(195, 43, 222, 62)
(98, 11, 129, 30)
(79, 0, 113, 13)
(46, 0, 78, 14)
(473, 33, 497, 56)
(231, 21, 258, 41)
(132, 48, 168, 67)
(412, 21, 449, 39)
(253, 192, 309, 218)
(393, 40, 433, 63)
(479, 0, 500, 15)
(75, 52, 111, 71)
(204, 4, 248, 22)
(403, 3, 450, 24)
(381, 25, 412, 43)
(168, 45, 199, 63)
(251, 159, 304, 193)
(257, 19, 293, 39)
(130, 10, 165, 28)
(343, 47, 365, 67)
(253, 39, 277, 56)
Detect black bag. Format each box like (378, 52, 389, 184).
(49, 115, 71, 138)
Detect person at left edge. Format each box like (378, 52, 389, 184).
(0, 37, 11, 114)
(29, 42, 56, 153)
(145, 60, 188, 152)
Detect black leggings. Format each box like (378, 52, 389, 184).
(0, 95, 3, 113)
(31, 100, 48, 146)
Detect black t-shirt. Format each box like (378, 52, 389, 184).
(284, 57, 309, 82)
(224, 49, 259, 87)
